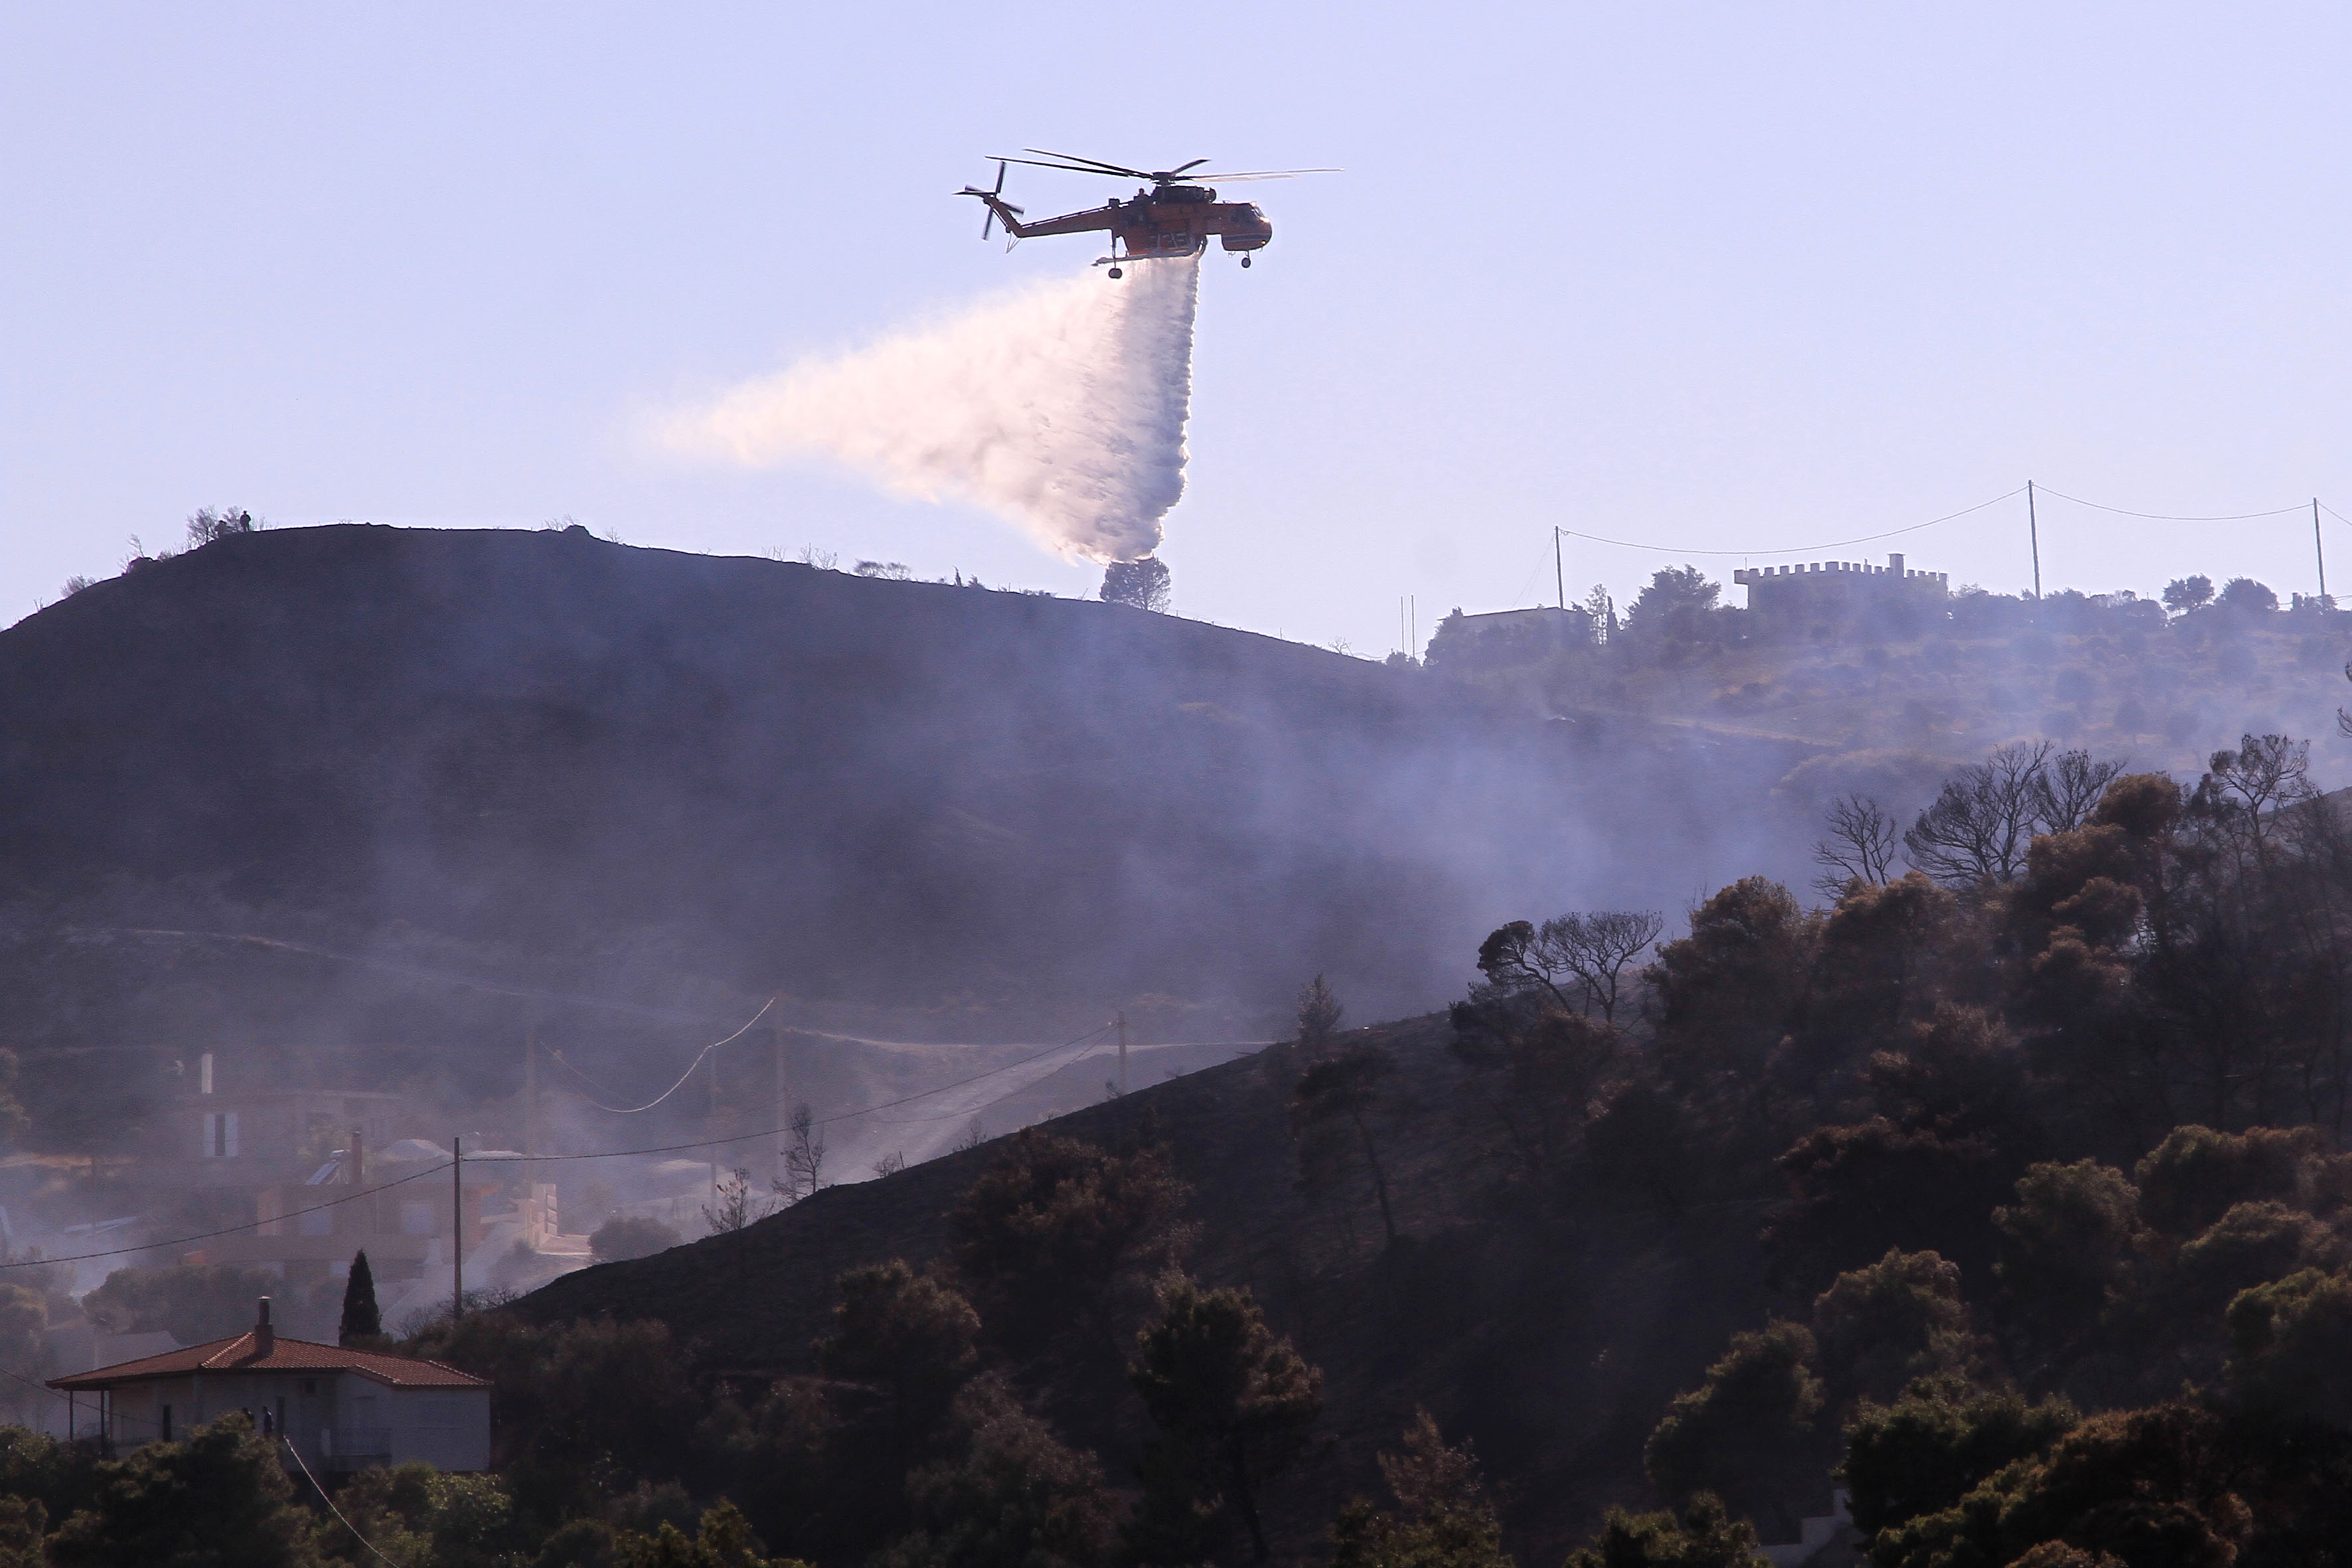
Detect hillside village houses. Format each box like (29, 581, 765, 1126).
(46, 1053, 590, 1387)
(50, 1297, 491, 1473)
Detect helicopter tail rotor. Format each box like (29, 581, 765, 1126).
(961, 159, 1026, 241)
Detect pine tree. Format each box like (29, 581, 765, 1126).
(339, 1250, 381, 1345)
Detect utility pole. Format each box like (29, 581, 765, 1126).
(2316, 499, 2329, 602)
(785, 1020, 804, 1189)
(1554, 528, 1565, 610)
(451, 1137, 463, 1321)
(1116, 1010, 1128, 1097)
(2026, 481, 2042, 599)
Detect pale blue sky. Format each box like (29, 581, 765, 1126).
(6, 4, 2351, 654)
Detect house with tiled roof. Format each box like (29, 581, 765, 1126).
(50, 1298, 489, 1473)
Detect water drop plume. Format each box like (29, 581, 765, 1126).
(658, 257, 1201, 564)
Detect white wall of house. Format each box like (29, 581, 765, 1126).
(91, 1370, 489, 1473)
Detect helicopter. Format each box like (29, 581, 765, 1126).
(959, 149, 1335, 277)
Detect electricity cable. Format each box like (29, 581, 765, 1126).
(82, 928, 730, 1024)
(544, 996, 777, 1115)
(2027, 487, 2309, 522)
(0, 1022, 1127, 1271)
(1555, 487, 2025, 558)
(285, 1437, 403, 1568)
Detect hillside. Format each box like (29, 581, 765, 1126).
(0, 524, 1824, 1148)
(518, 1010, 1776, 1561)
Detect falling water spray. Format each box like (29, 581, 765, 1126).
(657, 258, 1202, 564)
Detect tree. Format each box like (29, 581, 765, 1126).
(2163, 575, 2214, 614)
(590, 1215, 680, 1263)
(313, 1460, 522, 1568)
(1101, 558, 1172, 612)
(947, 1131, 1191, 1352)
(1990, 1159, 2146, 1366)
(48, 1412, 321, 1568)
(2216, 576, 2278, 614)
(775, 1104, 828, 1203)
(1809, 1250, 1980, 1411)
(2132, 1125, 2316, 1237)
(185, 507, 260, 548)
(1125, 1277, 1322, 1563)
(1561, 1494, 1769, 1568)
(611, 1502, 791, 1568)
(338, 1251, 382, 1346)
(1482, 911, 1669, 1022)
(816, 1260, 979, 1471)
(1646, 878, 1815, 1115)
(1297, 975, 1345, 1052)
(1814, 793, 1901, 894)
(1622, 566, 1722, 643)
(1328, 1409, 1511, 1568)
(2195, 734, 2315, 853)
(874, 1375, 1115, 1568)
(1905, 742, 2057, 886)
(1642, 1322, 1824, 1532)
(84, 1262, 281, 1346)
(1840, 1375, 2078, 1539)
(2226, 1267, 2352, 1425)
(704, 1168, 757, 1235)
(1289, 1042, 1402, 1249)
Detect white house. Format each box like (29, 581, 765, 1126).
(49, 1298, 491, 1473)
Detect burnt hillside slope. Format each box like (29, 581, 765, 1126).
(0, 524, 1819, 1042)
(518, 1014, 1776, 1561)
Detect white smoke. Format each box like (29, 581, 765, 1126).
(657, 257, 1202, 564)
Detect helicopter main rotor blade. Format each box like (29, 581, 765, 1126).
(1181, 167, 1343, 181)
(990, 155, 1145, 179)
(1164, 157, 1211, 174)
(1021, 147, 1156, 179)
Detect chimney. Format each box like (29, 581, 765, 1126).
(199, 1054, 214, 1095)
(255, 1296, 274, 1356)
(349, 1127, 364, 1186)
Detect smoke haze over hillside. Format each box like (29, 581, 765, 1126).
(657, 260, 1200, 563)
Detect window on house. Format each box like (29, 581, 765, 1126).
(202, 1112, 240, 1158)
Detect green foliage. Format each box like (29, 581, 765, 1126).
(0, 1493, 44, 1568)
(1642, 1322, 1822, 1526)
(1561, 1494, 1768, 1568)
(1622, 566, 1724, 645)
(873, 1375, 1115, 1568)
(815, 1259, 978, 1469)
(1646, 877, 1815, 1112)
(1328, 1409, 1513, 1568)
(1991, 1159, 2145, 1358)
(48, 1411, 321, 1568)
(947, 1130, 1191, 1349)
(338, 1251, 382, 1345)
(2225, 1265, 2352, 1425)
(1810, 1250, 1980, 1409)
(591, 1216, 682, 1265)
(314, 1461, 518, 1567)
(2134, 1125, 2318, 1237)
(610, 1500, 791, 1568)
(84, 1262, 280, 1345)
(1771, 1119, 2009, 1287)
(2169, 1200, 2335, 1320)
(1125, 1276, 1321, 1563)
(1841, 1375, 2078, 1539)
(399, 1313, 701, 1522)
(1864, 1405, 2246, 1568)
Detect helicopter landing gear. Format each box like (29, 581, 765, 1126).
(1107, 266, 1123, 279)
(1240, 255, 1251, 268)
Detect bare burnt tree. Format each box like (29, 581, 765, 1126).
(1814, 794, 1901, 896)
(2199, 734, 2317, 855)
(1476, 913, 1661, 1020)
(2035, 749, 2128, 834)
(1543, 911, 1665, 1022)
(1905, 741, 2057, 886)
(772, 1101, 829, 1202)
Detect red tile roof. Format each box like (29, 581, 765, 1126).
(50, 1332, 487, 1391)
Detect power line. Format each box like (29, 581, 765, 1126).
(0, 1021, 1129, 1273)
(2027, 486, 2310, 522)
(1556, 487, 2025, 558)
(546, 996, 777, 1115)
